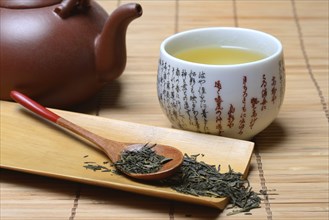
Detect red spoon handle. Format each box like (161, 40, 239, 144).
(10, 91, 60, 123)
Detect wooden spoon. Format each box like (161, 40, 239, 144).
(10, 91, 184, 181)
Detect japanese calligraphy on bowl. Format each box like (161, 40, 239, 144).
(157, 27, 285, 140)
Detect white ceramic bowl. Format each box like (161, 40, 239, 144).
(157, 27, 285, 140)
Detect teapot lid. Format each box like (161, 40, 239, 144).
(0, 0, 61, 9)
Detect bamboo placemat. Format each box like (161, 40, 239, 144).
(1, 0, 328, 219)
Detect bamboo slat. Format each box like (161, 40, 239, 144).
(1, 0, 328, 219)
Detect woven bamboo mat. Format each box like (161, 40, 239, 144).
(1, 0, 328, 219)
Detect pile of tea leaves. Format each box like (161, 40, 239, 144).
(114, 144, 172, 174)
(161, 154, 261, 215)
(82, 152, 261, 215)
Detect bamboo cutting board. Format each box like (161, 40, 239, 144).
(0, 101, 254, 209)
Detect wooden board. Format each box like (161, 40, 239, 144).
(0, 101, 254, 209)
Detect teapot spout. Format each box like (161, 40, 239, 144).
(95, 3, 142, 82)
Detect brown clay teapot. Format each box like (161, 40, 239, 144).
(0, 0, 142, 108)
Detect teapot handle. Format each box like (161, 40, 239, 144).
(54, 0, 90, 19)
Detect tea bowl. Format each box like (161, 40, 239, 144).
(157, 27, 285, 140)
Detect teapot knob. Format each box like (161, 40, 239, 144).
(54, 0, 90, 19)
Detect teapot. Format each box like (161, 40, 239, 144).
(0, 0, 142, 108)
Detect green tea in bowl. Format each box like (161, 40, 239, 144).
(173, 46, 266, 65)
(157, 27, 285, 140)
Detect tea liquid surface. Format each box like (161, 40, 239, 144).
(173, 46, 266, 65)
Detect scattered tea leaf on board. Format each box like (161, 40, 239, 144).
(82, 152, 260, 215)
(83, 161, 117, 174)
(161, 154, 261, 215)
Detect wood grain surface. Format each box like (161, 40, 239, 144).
(1, 0, 328, 219)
